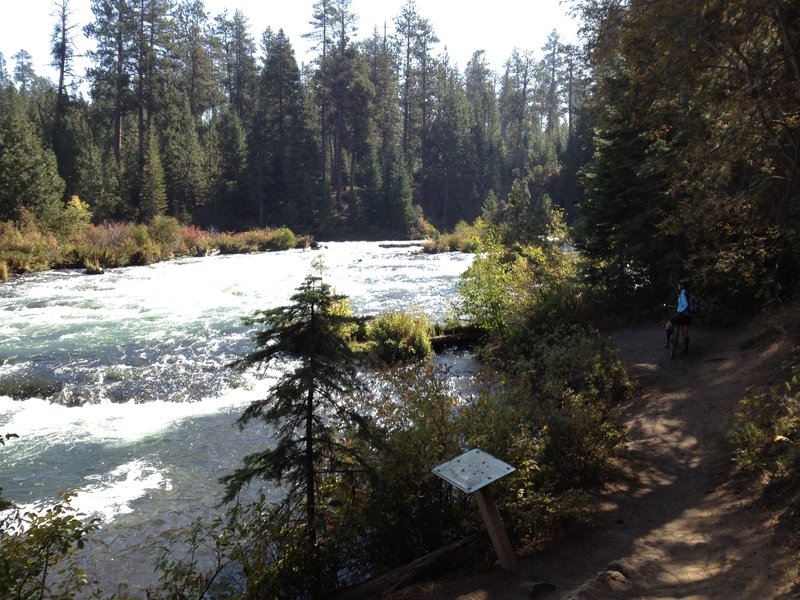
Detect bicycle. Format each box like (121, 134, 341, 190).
(668, 322, 682, 359)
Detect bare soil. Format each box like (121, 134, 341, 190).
(386, 318, 800, 599)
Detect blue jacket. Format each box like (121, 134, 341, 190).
(677, 289, 688, 313)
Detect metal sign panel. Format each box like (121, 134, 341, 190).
(432, 448, 515, 494)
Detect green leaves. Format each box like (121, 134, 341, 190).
(0, 492, 99, 600)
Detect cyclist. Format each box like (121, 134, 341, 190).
(665, 278, 691, 354)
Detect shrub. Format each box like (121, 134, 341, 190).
(0, 261, 7, 283)
(213, 232, 249, 254)
(179, 225, 214, 256)
(0, 492, 99, 600)
(730, 348, 800, 481)
(266, 226, 297, 251)
(367, 310, 433, 364)
(501, 325, 630, 488)
(456, 244, 530, 339)
(240, 229, 273, 252)
(126, 223, 161, 265)
(423, 219, 484, 254)
(79, 222, 130, 268)
(149, 215, 182, 258)
(77, 222, 162, 268)
(337, 365, 476, 573)
(0, 212, 60, 273)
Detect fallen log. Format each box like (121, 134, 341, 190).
(329, 534, 482, 599)
(431, 325, 486, 352)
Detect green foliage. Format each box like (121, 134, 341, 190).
(731, 348, 800, 481)
(261, 227, 297, 251)
(178, 226, 215, 257)
(148, 216, 183, 258)
(334, 365, 476, 572)
(456, 243, 529, 338)
(148, 516, 241, 600)
(576, 0, 800, 314)
(223, 272, 367, 595)
(422, 219, 484, 253)
(215, 228, 299, 254)
(457, 237, 584, 343)
(0, 86, 65, 224)
(0, 210, 61, 273)
(78, 222, 158, 268)
(366, 310, 433, 364)
(0, 492, 99, 600)
(49, 196, 93, 241)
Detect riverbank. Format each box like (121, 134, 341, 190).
(380, 314, 800, 599)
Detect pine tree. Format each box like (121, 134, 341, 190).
(223, 271, 367, 595)
(214, 9, 256, 120)
(139, 126, 167, 222)
(159, 96, 208, 222)
(85, 0, 136, 166)
(0, 87, 65, 222)
(249, 29, 321, 230)
(173, 0, 222, 120)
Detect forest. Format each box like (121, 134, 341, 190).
(1, 0, 800, 598)
(0, 0, 583, 243)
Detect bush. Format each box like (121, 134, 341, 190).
(367, 310, 433, 364)
(504, 325, 630, 487)
(0, 211, 61, 274)
(179, 225, 215, 256)
(456, 244, 530, 338)
(266, 227, 297, 251)
(423, 219, 484, 253)
(0, 492, 99, 600)
(149, 215, 182, 258)
(214, 232, 251, 254)
(77, 222, 162, 268)
(730, 348, 800, 481)
(335, 365, 477, 574)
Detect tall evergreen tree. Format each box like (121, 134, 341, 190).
(214, 9, 256, 120)
(85, 0, 136, 167)
(223, 271, 367, 595)
(160, 97, 208, 222)
(51, 0, 78, 121)
(0, 87, 65, 222)
(139, 124, 167, 222)
(499, 49, 536, 186)
(0, 53, 8, 86)
(464, 50, 504, 209)
(12, 50, 36, 94)
(422, 57, 473, 229)
(173, 0, 222, 120)
(249, 29, 321, 230)
(206, 106, 247, 228)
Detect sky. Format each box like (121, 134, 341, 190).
(0, 0, 580, 85)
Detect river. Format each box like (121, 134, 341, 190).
(0, 241, 475, 593)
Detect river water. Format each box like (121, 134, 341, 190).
(0, 241, 475, 593)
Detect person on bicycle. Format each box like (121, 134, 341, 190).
(665, 278, 691, 354)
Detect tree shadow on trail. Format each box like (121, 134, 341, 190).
(387, 321, 799, 599)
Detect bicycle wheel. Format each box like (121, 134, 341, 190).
(669, 327, 680, 359)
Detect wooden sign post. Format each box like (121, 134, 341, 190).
(432, 449, 519, 573)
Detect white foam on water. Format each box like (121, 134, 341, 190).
(0, 377, 269, 450)
(73, 459, 170, 522)
(2, 459, 169, 528)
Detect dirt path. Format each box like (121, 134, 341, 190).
(389, 322, 800, 599)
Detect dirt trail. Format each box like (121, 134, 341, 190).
(389, 321, 800, 599)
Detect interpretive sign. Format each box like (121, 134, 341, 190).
(432, 448, 516, 493)
(433, 449, 519, 572)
